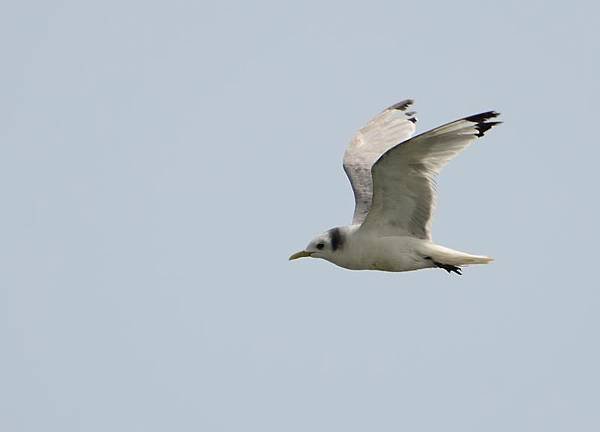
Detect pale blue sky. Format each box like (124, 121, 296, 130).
(1, 1, 599, 431)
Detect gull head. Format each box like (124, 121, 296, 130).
(289, 227, 345, 262)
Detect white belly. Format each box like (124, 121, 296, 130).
(331, 235, 434, 272)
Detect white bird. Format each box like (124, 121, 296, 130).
(289, 99, 500, 275)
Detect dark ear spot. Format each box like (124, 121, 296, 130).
(328, 228, 344, 251)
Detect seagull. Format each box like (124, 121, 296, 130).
(289, 99, 501, 275)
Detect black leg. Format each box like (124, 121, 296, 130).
(425, 257, 463, 275)
(437, 263, 462, 275)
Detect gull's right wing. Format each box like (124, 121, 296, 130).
(359, 111, 502, 240)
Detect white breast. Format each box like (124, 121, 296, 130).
(330, 228, 432, 272)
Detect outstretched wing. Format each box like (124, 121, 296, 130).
(343, 100, 418, 225)
(358, 111, 501, 240)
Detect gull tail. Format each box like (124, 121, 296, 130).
(426, 244, 494, 267)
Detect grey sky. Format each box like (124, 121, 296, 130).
(1, 1, 599, 431)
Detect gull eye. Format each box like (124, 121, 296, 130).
(316, 243, 325, 250)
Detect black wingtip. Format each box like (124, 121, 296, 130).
(464, 111, 502, 137)
(475, 121, 502, 137)
(464, 111, 500, 123)
(387, 99, 414, 111)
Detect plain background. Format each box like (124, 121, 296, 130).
(1, 1, 599, 431)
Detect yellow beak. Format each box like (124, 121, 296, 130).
(289, 250, 312, 260)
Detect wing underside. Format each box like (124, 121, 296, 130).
(358, 111, 501, 239)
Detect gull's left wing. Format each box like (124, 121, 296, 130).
(359, 111, 501, 240)
(343, 100, 418, 225)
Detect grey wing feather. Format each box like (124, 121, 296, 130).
(343, 100, 418, 224)
(359, 111, 501, 239)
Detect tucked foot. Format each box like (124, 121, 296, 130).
(436, 262, 462, 275)
(424, 257, 462, 275)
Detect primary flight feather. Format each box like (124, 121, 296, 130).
(289, 99, 501, 275)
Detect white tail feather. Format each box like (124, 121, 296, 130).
(427, 244, 493, 266)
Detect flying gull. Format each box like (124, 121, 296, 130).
(289, 99, 501, 274)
